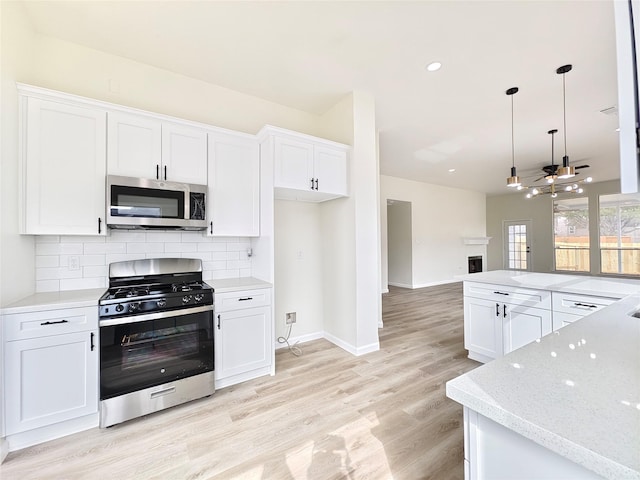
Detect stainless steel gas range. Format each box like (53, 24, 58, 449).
(98, 258, 215, 427)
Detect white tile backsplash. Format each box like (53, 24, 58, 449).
(34, 230, 253, 292)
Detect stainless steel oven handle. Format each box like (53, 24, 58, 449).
(99, 304, 213, 327)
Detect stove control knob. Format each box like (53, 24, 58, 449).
(129, 302, 140, 312)
(182, 295, 192, 304)
(157, 299, 167, 308)
(115, 304, 124, 313)
(194, 293, 204, 303)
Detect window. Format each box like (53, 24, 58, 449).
(553, 197, 589, 272)
(599, 193, 640, 275)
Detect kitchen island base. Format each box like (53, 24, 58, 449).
(464, 407, 603, 480)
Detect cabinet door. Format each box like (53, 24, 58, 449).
(107, 111, 161, 179)
(5, 331, 98, 434)
(161, 122, 208, 184)
(24, 98, 106, 235)
(552, 311, 582, 331)
(207, 133, 260, 236)
(313, 145, 348, 195)
(273, 136, 314, 191)
(503, 305, 552, 354)
(464, 297, 503, 361)
(215, 306, 271, 380)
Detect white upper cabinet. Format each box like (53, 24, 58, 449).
(266, 127, 349, 202)
(107, 111, 161, 179)
(107, 111, 207, 185)
(207, 132, 260, 237)
(22, 95, 107, 235)
(162, 122, 208, 185)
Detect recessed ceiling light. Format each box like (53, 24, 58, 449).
(448, 168, 455, 173)
(426, 62, 442, 72)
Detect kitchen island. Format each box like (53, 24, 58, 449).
(447, 283, 640, 479)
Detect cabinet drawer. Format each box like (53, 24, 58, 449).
(552, 311, 583, 331)
(464, 282, 551, 309)
(215, 288, 271, 312)
(551, 292, 616, 317)
(4, 307, 98, 341)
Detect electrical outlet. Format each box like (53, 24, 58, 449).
(285, 312, 297, 325)
(68, 256, 80, 271)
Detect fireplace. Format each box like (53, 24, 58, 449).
(468, 256, 483, 274)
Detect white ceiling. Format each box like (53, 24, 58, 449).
(20, 0, 622, 195)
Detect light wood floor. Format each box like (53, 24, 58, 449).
(0, 283, 479, 479)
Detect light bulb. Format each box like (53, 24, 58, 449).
(532, 188, 539, 195)
(526, 193, 532, 199)
(546, 177, 555, 184)
(585, 177, 593, 183)
(551, 192, 558, 198)
(572, 184, 578, 189)
(517, 185, 524, 191)
(565, 186, 572, 192)
(577, 188, 584, 194)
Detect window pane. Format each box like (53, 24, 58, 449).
(599, 193, 640, 275)
(554, 197, 589, 272)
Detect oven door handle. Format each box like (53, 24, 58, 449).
(99, 304, 214, 327)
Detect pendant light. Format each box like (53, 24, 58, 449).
(506, 87, 521, 187)
(545, 129, 558, 183)
(556, 64, 575, 179)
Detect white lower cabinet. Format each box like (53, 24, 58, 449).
(214, 288, 273, 389)
(3, 306, 99, 450)
(464, 407, 603, 479)
(5, 332, 98, 434)
(464, 282, 552, 363)
(551, 291, 617, 331)
(503, 305, 552, 353)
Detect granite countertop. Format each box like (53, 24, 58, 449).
(207, 277, 272, 293)
(446, 293, 640, 479)
(460, 270, 640, 298)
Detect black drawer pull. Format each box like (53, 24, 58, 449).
(217, 314, 221, 330)
(493, 291, 509, 296)
(496, 303, 500, 317)
(90, 332, 95, 351)
(238, 297, 253, 301)
(573, 302, 597, 309)
(41, 319, 69, 326)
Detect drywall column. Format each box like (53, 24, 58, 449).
(319, 91, 380, 355)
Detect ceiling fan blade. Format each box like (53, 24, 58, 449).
(574, 164, 590, 169)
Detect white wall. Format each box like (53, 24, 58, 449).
(486, 179, 621, 273)
(274, 200, 324, 341)
(380, 175, 487, 289)
(387, 201, 413, 287)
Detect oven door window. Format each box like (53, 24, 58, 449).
(100, 311, 213, 400)
(110, 185, 184, 219)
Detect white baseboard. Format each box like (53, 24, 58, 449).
(6, 413, 98, 452)
(381, 288, 389, 294)
(389, 279, 460, 290)
(323, 332, 380, 356)
(1, 438, 8, 463)
(275, 331, 324, 350)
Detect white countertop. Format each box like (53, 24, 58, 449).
(207, 277, 272, 293)
(0, 288, 105, 314)
(446, 293, 640, 479)
(461, 270, 640, 298)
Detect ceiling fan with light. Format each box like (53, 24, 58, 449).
(505, 64, 594, 198)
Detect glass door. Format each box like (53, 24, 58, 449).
(503, 220, 531, 271)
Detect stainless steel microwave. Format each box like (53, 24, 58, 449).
(106, 175, 207, 230)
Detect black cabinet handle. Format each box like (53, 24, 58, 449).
(164, 165, 167, 180)
(238, 297, 253, 301)
(574, 302, 597, 309)
(217, 314, 221, 330)
(315, 178, 319, 190)
(156, 164, 159, 180)
(496, 303, 500, 317)
(493, 291, 509, 296)
(41, 319, 69, 326)
(210, 221, 213, 235)
(98, 217, 102, 234)
(90, 332, 95, 351)
(503, 304, 507, 318)
(310, 178, 315, 190)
